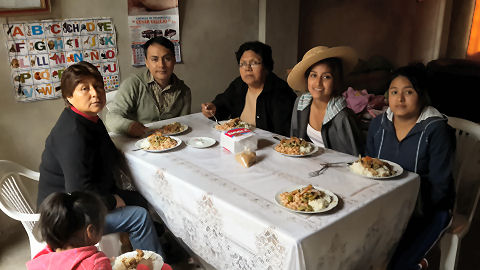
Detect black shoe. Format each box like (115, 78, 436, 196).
(162, 232, 188, 264)
(153, 221, 165, 237)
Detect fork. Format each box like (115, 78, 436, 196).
(308, 162, 353, 177)
(211, 113, 219, 125)
(308, 165, 329, 177)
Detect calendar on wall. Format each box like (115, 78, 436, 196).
(128, 0, 181, 66)
(3, 17, 120, 102)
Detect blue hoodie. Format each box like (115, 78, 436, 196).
(366, 106, 455, 217)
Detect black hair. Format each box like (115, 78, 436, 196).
(61, 61, 104, 107)
(143, 36, 175, 57)
(389, 63, 431, 108)
(304, 57, 344, 97)
(35, 191, 107, 250)
(235, 41, 274, 72)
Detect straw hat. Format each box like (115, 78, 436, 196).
(287, 46, 358, 91)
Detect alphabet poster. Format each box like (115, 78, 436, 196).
(3, 17, 119, 102)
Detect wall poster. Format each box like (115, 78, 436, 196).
(3, 17, 119, 102)
(127, 0, 181, 66)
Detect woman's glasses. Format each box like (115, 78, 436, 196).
(239, 61, 262, 69)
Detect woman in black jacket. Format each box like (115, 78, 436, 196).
(201, 41, 297, 136)
(37, 61, 163, 256)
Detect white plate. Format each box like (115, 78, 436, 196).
(274, 142, 319, 157)
(274, 185, 339, 213)
(150, 123, 188, 135)
(112, 250, 163, 270)
(187, 137, 216, 148)
(348, 159, 404, 179)
(213, 120, 253, 132)
(134, 136, 182, 153)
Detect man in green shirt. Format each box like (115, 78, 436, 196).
(106, 37, 191, 137)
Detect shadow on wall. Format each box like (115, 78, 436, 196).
(426, 58, 480, 123)
(345, 57, 480, 124)
(345, 55, 394, 96)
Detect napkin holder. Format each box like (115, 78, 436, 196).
(220, 128, 257, 154)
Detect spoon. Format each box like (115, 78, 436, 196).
(204, 104, 219, 125)
(211, 113, 220, 126)
(273, 135, 283, 141)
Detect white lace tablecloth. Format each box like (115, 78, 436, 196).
(111, 113, 420, 270)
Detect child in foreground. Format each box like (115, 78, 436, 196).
(26, 191, 161, 270)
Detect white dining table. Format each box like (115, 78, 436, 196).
(110, 112, 420, 270)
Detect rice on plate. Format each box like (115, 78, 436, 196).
(112, 249, 164, 270)
(350, 156, 396, 177)
(279, 184, 334, 212)
(141, 132, 178, 151)
(274, 137, 313, 155)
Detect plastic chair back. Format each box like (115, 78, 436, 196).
(449, 117, 480, 224)
(440, 117, 480, 269)
(0, 160, 125, 259)
(99, 90, 117, 121)
(0, 160, 43, 258)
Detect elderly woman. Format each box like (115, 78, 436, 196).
(37, 61, 164, 256)
(367, 64, 455, 270)
(201, 41, 297, 136)
(288, 46, 364, 156)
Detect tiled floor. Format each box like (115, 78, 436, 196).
(1, 207, 479, 270)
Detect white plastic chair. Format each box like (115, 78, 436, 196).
(439, 117, 480, 270)
(0, 160, 123, 259)
(99, 90, 117, 122)
(0, 160, 43, 259)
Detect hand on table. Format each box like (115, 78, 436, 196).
(128, 121, 148, 137)
(201, 102, 216, 118)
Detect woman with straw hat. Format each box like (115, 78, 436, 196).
(288, 46, 364, 155)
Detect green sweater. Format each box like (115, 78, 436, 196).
(106, 69, 191, 134)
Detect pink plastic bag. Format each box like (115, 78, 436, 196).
(343, 87, 371, 114)
(343, 87, 387, 117)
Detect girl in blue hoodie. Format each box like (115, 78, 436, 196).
(366, 63, 455, 270)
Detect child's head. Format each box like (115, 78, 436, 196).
(388, 63, 431, 110)
(35, 191, 107, 250)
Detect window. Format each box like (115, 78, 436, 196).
(467, 0, 480, 61)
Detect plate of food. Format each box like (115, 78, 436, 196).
(349, 156, 403, 179)
(214, 117, 253, 131)
(150, 122, 188, 135)
(112, 249, 163, 270)
(186, 137, 216, 148)
(274, 137, 318, 157)
(275, 184, 338, 213)
(135, 133, 182, 153)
